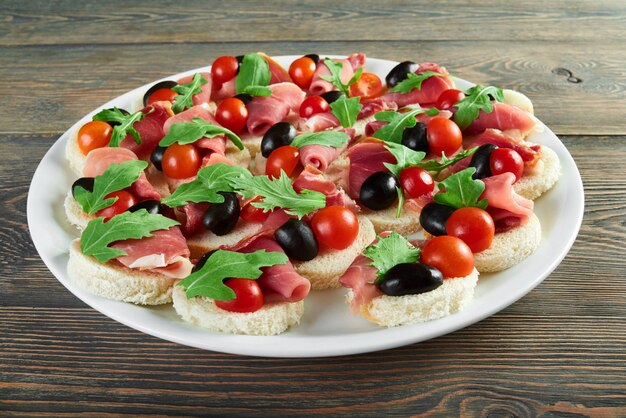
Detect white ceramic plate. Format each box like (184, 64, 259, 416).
(27, 56, 584, 358)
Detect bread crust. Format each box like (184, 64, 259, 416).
(514, 144, 561, 201)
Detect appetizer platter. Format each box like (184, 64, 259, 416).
(28, 55, 583, 357)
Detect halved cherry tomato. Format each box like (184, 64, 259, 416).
(299, 96, 329, 118)
(77, 121, 112, 155)
(147, 88, 178, 106)
(289, 56, 317, 90)
(215, 98, 248, 134)
(446, 207, 495, 253)
(211, 56, 239, 87)
(162, 143, 201, 179)
(490, 148, 524, 182)
(426, 117, 463, 157)
(349, 72, 383, 99)
(95, 190, 137, 221)
(266, 145, 301, 179)
(435, 89, 465, 110)
(311, 206, 359, 250)
(240, 196, 271, 223)
(421, 235, 474, 278)
(214, 278, 264, 313)
(399, 167, 434, 199)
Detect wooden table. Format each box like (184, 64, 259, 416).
(2, 1, 625, 415)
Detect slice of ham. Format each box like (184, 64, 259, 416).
(246, 83, 305, 136)
(177, 72, 213, 106)
(481, 173, 534, 231)
(309, 53, 366, 96)
(163, 104, 219, 134)
(119, 103, 171, 160)
(299, 112, 340, 133)
(379, 62, 454, 107)
(225, 210, 293, 253)
(465, 128, 541, 169)
(293, 165, 358, 212)
(339, 254, 382, 314)
(211, 78, 236, 101)
(259, 53, 293, 84)
(178, 202, 209, 237)
(347, 138, 396, 199)
(462, 103, 537, 137)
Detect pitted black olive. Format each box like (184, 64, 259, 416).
(320, 91, 344, 104)
(401, 123, 429, 153)
(379, 262, 444, 296)
(385, 61, 418, 88)
(234, 93, 253, 105)
(150, 145, 167, 171)
(203, 192, 240, 236)
(143, 80, 177, 107)
(419, 202, 456, 236)
(304, 54, 320, 64)
(261, 122, 297, 158)
(235, 55, 244, 74)
(71, 177, 95, 198)
(469, 143, 498, 179)
(127, 199, 162, 215)
(102, 108, 130, 127)
(192, 250, 217, 273)
(275, 219, 318, 261)
(360, 172, 399, 211)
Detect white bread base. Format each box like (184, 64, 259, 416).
(514, 144, 561, 201)
(364, 204, 422, 236)
(65, 192, 92, 231)
(66, 127, 87, 175)
(346, 268, 479, 327)
(172, 286, 304, 336)
(67, 239, 176, 305)
(187, 220, 265, 259)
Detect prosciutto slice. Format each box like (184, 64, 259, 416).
(293, 165, 358, 211)
(347, 138, 396, 199)
(211, 78, 236, 101)
(298, 129, 354, 172)
(379, 62, 454, 107)
(177, 72, 213, 106)
(463, 103, 537, 137)
(246, 83, 305, 136)
(481, 173, 534, 231)
(465, 129, 541, 169)
(163, 105, 218, 134)
(339, 254, 382, 314)
(299, 112, 340, 133)
(119, 103, 171, 160)
(309, 53, 366, 96)
(259, 53, 293, 84)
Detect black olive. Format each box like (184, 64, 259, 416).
(143, 80, 177, 107)
(203, 192, 241, 236)
(235, 55, 244, 75)
(360, 172, 399, 211)
(401, 123, 429, 153)
(127, 199, 162, 215)
(100, 108, 130, 127)
(385, 61, 418, 88)
(150, 146, 167, 171)
(469, 143, 498, 179)
(304, 54, 320, 64)
(71, 177, 95, 198)
(320, 91, 344, 104)
(379, 262, 444, 296)
(419, 202, 455, 236)
(234, 93, 253, 105)
(260, 122, 297, 158)
(192, 250, 217, 273)
(275, 219, 318, 261)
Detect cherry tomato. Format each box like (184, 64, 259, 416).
(421, 235, 474, 278)
(215, 98, 248, 134)
(214, 278, 264, 313)
(299, 96, 330, 118)
(399, 167, 434, 199)
(77, 121, 112, 155)
(162, 143, 201, 179)
(266, 145, 301, 179)
(435, 89, 465, 110)
(311, 206, 360, 250)
(147, 88, 178, 106)
(289, 57, 317, 90)
(426, 117, 463, 157)
(490, 148, 524, 182)
(240, 197, 271, 223)
(211, 55, 239, 87)
(445, 207, 495, 253)
(95, 190, 137, 221)
(349, 72, 383, 99)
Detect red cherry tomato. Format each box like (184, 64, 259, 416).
(95, 190, 137, 221)
(445, 207, 495, 253)
(289, 57, 317, 90)
(211, 56, 239, 87)
(266, 145, 301, 179)
(214, 278, 264, 313)
(77, 121, 112, 155)
(490, 148, 524, 182)
(147, 88, 178, 106)
(311, 206, 360, 250)
(216, 98, 248, 134)
(435, 89, 465, 110)
(349, 72, 383, 99)
(426, 117, 463, 157)
(399, 167, 434, 199)
(162, 143, 201, 179)
(299, 96, 330, 118)
(240, 197, 271, 223)
(421, 236, 474, 278)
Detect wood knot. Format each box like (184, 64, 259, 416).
(552, 67, 583, 83)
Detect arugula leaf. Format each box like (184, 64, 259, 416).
(383, 142, 426, 177)
(388, 71, 445, 94)
(414, 147, 478, 178)
(363, 232, 421, 283)
(290, 131, 350, 149)
(172, 73, 208, 114)
(241, 85, 272, 97)
(80, 210, 180, 263)
(159, 118, 244, 150)
(372, 109, 423, 143)
(236, 53, 271, 94)
(319, 58, 363, 96)
(230, 171, 326, 218)
(177, 250, 288, 300)
(161, 163, 252, 207)
(453, 85, 504, 130)
(92, 107, 149, 147)
(73, 160, 148, 215)
(395, 186, 404, 218)
(330, 96, 362, 127)
(434, 167, 488, 209)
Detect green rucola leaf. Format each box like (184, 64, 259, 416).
(92, 107, 149, 147)
(329, 96, 362, 128)
(159, 118, 244, 150)
(363, 232, 421, 283)
(236, 53, 271, 94)
(388, 71, 445, 94)
(290, 131, 350, 149)
(172, 73, 208, 114)
(433, 167, 488, 209)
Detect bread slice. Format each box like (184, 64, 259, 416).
(292, 216, 376, 290)
(67, 239, 176, 305)
(514, 144, 561, 201)
(346, 268, 479, 327)
(66, 128, 87, 175)
(187, 220, 265, 260)
(64, 192, 92, 231)
(364, 204, 422, 236)
(172, 285, 304, 335)
(503, 89, 534, 115)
